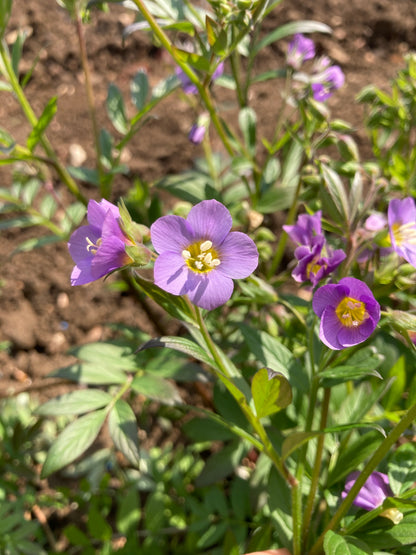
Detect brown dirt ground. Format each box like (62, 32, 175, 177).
(1, 0, 415, 400)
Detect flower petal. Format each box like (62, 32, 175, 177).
(187, 269, 234, 310)
(319, 306, 344, 350)
(312, 283, 346, 318)
(186, 199, 232, 244)
(337, 317, 375, 348)
(91, 236, 129, 279)
(150, 215, 194, 255)
(68, 225, 99, 265)
(153, 252, 191, 295)
(87, 199, 119, 229)
(70, 264, 95, 286)
(216, 232, 259, 278)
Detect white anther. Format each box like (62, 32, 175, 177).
(195, 261, 203, 270)
(204, 252, 213, 264)
(200, 240, 212, 252)
(212, 259, 220, 267)
(182, 250, 191, 259)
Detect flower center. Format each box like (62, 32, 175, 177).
(335, 296, 368, 328)
(182, 240, 221, 274)
(307, 257, 326, 278)
(86, 236, 102, 255)
(392, 221, 416, 246)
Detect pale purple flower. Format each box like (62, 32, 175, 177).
(287, 33, 315, 70)
(189, 123, 206, 144)
(388, 197, 416, 267)
(283, 211, 322, 246)
(68, 199, 132, 286)
(365, 213, 387, 232)
(292, 236, 346, 287)
(312, 65, 345, 101)
(176, 61, 224, 95)
(150, 199, 259, 310)
(313, 277, 380, 350)
(342, 471, 393, 511)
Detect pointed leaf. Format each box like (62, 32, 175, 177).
(108, 399, 140, 466)
(324, 530, 372, 554)
(50, 362, 127, 385)
(252, 367, 292, 418)
(131, 373, 182, 405)
(36, 390, 112, 416)
(41, 409, 107, 477)
(137, 336, 215, 368)
(130, 69, 149, 110)
(27, 97, 57, 151)
(107, 83, 128, 134)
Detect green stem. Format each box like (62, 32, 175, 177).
(267, 173, 303, 278)
(194, 306, 297, 488)
(130, 0, 234, 156)
(0, 39, 87, 205)
(302, 387, 331, 551)
(309, 401, 416, 555)
(75, 14, 107, 197)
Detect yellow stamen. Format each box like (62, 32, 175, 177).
(335, 296, 368, 328)
(392, 221, 416, 246)
(182, 240, 221, 273)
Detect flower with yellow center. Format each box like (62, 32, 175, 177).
(313, 277, 380, 350)
(388, 197, 416, 267)
(150, 200, 259, 310)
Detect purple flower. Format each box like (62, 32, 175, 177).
(312, 65, 345, 101)
(150, 199, 259, 310)
(342, 471, 393, 511)
(188, 123, 206, 144)
(176, 61, 224, 95)
(313, 277, 380, 350)
(283, 211, 322, 246)
(68, 199, 132, 286)
(287, 33, 315, 70)
(388, 197, 416, 267)
(292, 236, 346, 287)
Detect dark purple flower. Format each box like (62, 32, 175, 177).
(292, 236, 346, 287)
(150, 199, 259, 310)
(313, 277, 380, 350)
(68, 199, 132, 286)
(283, 211, 322, 247)
(175, 61, 224, 95)
(342, 471, 393, 511)
(287, 33, 315, 70)
(388, 197, 416, 267)
(312, 65, 345, 101)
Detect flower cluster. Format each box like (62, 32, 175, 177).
(286, 34, 344, 102)
(69, 199, 259, 311)
(313, 277, 380, 350)
(283, 211, 346, 287)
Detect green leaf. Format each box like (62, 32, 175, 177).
(320, 163, 350, 224)
(384, 355, 407, 411)
(67, 165, 100, 186)
(282, 431, 319, 460)
(87, 504, 112, 541)
(12, 235, 61, 254)
(27, 97, 57, 151)
(130, 69, 149, 110)
(131, 373, 182, 405)
(388, 443, 416, 495)
(36, 390, 112, 415)
(116, 487, 141, 535)
(327, 432, 384, 486)
(319, 365, 382, 387)
(239, 107, 257, 156)
(50, 362, 127, 385)
(133, 273, 196, 323)
(252, 367, 292, 418)
(195, 440, 247, 487)
(70, 341, 141, 371)
(358, 511, 416, 549)
(107, 83, 128, 134)
(41, 409, 107, 477)
(324, 530, 372, 554)
(108, 399, 140, 466)
(137, 336, 215, 368)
